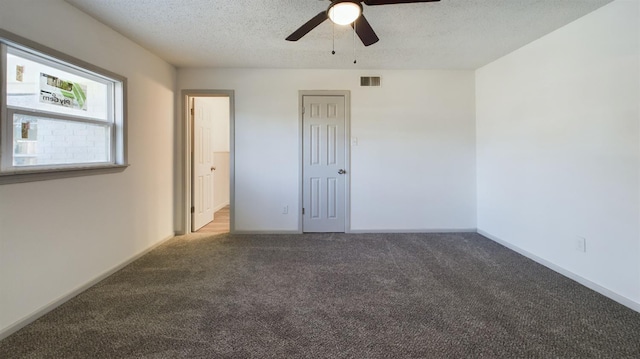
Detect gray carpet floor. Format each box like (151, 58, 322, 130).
(1, 232, 639, 358)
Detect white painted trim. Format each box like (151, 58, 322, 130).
(478, 229, 640, 313)
(298, 90, 351, 233)
(0, 164, 128, 185)
(213, 202, 230, 213)
(348, 228, 478, 234)
(0, 234, 176, 341)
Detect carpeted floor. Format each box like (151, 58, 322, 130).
(1, 232, 639, 358)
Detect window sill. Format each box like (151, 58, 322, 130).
(0, 164, 129, 185)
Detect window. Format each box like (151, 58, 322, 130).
(0, 30, 127, 184)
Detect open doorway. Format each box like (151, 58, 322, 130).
(180, 90, 234, 235)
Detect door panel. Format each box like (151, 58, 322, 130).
(327, 178, 337, 219)
(302, 95, 346, 232)
(192, 97, 215, 231)
(310, 177, 321, 219)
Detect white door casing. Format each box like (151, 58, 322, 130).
(302, 95, 347, 232)
(192, 97, 215, 231)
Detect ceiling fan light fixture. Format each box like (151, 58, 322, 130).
(328, 1, 362, 25)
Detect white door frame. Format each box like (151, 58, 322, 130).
(178, 89, 235, 235)
(298, 90, 351, 233)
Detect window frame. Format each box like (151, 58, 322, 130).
(0, 29, 128, 185)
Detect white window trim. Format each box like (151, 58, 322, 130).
(0, 29, 128, 185)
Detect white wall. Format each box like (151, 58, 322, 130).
(476, 0, 640, 308)
(0, 0, 176, 336)
(213, 152, 230, 211)
(177, 69, 476, 232)
(210, 97, 230, 152)
(207, 96, 230, 210)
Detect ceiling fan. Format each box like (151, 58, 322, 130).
(286, 0, 441, 47)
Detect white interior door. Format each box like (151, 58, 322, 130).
(192, 97, 215, 231)
(302, 95, 347, 232)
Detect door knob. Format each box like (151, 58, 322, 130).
(211, 166, 216, 171)
(338, 169, 346, 174)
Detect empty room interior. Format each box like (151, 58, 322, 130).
(0, 0, 639, 357)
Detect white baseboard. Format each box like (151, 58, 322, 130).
(348, 228, 477, 234)
(0, 234, 176, 341)
(213, 202, 230, 213)
(478, 229, 640, 313)
(232, 229, 477, 235)
(232, 230, 302, 235)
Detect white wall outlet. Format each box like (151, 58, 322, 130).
(351, 137, 358, 146)
(576, 237, 587, 253)
(282, 205, 288, 214)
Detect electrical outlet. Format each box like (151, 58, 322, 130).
(282, 205, 288, 214)
(576, 237, 587, 253)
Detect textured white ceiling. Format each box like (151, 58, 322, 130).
(64, 0, 613, 69)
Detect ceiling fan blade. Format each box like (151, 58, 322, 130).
(363, 0, 440, 5)
(286, 11, 328, 41)
(351, 15, 379, 46)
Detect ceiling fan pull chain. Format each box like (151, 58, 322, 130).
(353, 21, 357, 64)
(332, 21, 336, 55)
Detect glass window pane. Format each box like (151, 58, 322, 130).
(12, 114, 111, 167)
(6, 49, 110, 121)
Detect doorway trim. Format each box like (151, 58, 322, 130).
(298, 90, 351, 233)
(178, 89, 235, 235)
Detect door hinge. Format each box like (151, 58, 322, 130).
(302, 208, 305, 215)
(302, 106, 305, 115)
(191, 206, 195, 213)
(190, 108, 194, 116)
